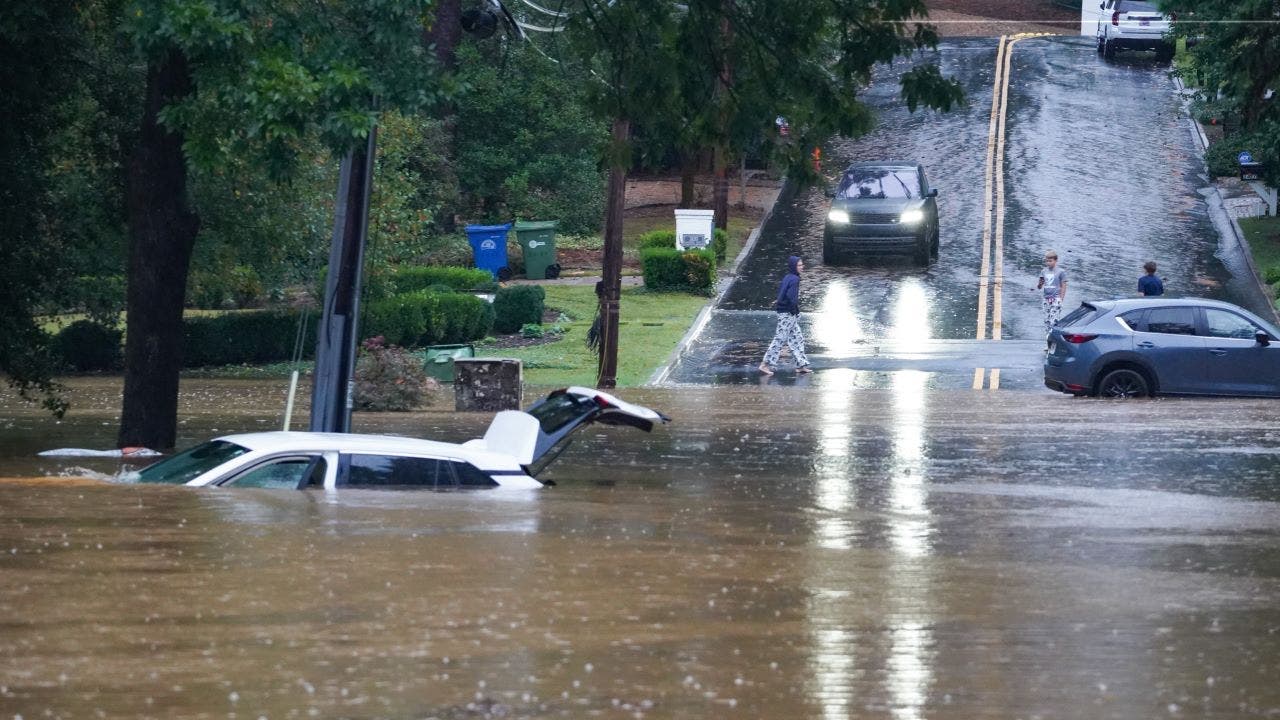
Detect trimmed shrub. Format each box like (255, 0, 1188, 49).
(1265, 267, 1280, 285)
(641, 247, 717, 293)
(1205, 134, 1256, 178)
(493, 285, 546, 333)
(438, 291, 495, 342)
(183, 312, 314, 367)
(54, 320, 122, 372)
(636, 228, 728, 262)
(392, 266, 498, 294)
(354, 337, 440, 411)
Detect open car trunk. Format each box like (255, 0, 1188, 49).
(463, 387, 670, 477)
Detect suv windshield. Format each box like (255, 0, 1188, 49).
(837, 167, 918, 199)
(135, 440, 249, 484)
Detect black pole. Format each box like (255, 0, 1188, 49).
(310, 130, 377, 433)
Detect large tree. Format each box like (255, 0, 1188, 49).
(116, 0, 441, 448)
(1164, 0, 1280, 185)
(559, 0, 962, 386)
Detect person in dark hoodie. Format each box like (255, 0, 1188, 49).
(759, 255, 812, 375)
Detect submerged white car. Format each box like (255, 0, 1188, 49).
(130, 387, 669, 490)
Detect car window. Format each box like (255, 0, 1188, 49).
(528, 393, 595, 433)
(135, 440, 249, 484)
(226, 457, 324, 489)
(1117, 1, 1158, 12)
(837, 167, 919, 199)
(1117, 309, 1145, 331)
(450, 461, 499, 488)
(344, 454, 453, 489)
(1144, 307, 1197, 335)
(1204, 309, 1261, 340)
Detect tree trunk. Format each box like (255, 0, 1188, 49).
(596, 117, 630, 389)
(428, 0, 463, 69)
(712, 143, 730, 231)
(711, 9, 733, 231)
(679, 151, 697, 207)
(117, 49, 198, 450)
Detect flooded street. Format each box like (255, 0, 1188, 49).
(666, 36, 1270, 386)
(5, 381, 1280, 718)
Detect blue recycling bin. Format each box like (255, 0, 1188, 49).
(464, 223, 513, 281)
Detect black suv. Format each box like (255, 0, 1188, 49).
(823, 162, 939, 265)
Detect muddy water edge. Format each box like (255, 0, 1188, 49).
(3, 377, 1280, 718)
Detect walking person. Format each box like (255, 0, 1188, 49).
(1036, 250, 1068, 334)
(759, 256, 812, 375)
(1138, 261, 1164, 296)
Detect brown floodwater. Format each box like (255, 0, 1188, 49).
(3, 377, 1280, 718)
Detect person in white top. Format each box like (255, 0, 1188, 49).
(1036, 250, 1068, 334)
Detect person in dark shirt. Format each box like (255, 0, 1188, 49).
(759, 256, 812, 375)
(1138, 261, 1164, 297)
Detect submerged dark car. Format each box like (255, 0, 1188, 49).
(823, 162, 939, 265)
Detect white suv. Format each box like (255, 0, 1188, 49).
(1096, 0, 1174, 62)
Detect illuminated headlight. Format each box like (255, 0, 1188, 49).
(900, 208, 925, 224)
(827, 209, 850, 224)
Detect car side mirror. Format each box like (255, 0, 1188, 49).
(1256, 330, 1271, 346)
(927, 188, 939, 198)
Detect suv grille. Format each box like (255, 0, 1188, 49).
(850, 212, 900, 224)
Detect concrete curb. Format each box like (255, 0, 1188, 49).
(1173, 75, 1280, 326)
(646, 178, 793, 386)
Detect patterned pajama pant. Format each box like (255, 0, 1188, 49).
(1042, 296, 1062, 334)
(763, 313, 809, 368)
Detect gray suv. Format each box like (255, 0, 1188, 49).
(1044, 298, 1280, 398)
(823, 162, 939, 265)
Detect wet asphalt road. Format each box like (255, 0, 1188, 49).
(4, 382, 1280, 718)
(666, 36, 1270, 387)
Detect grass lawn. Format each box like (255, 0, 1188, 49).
(477, 285, 708, 387)
(1239, 215, 1280, 307)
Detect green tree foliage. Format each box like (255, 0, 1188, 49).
(452, 43, 607, 233)
(1164, 0, 1280, 184)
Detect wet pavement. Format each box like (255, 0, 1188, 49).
(666, 36, 1271, 387)
(5, 381, 1280, 718)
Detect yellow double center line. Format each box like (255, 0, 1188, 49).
(974, 33, 1054, 391)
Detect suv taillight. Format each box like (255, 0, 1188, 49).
(1062, 333, 1098, 344)
(1112, 11, 1120, 25)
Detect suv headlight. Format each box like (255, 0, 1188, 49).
(900, 208, 925, 224)
(827, 209, 850, 224)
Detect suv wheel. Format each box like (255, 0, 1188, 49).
(1096, 368, 1150, 398)
(1103, 38, 1116, 60)
(1096, 34, 1105, 54)
(1155, 45, 1174, 63)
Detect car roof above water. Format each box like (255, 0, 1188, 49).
(844, 160, 920, 170)
(218, 431, 485, 458)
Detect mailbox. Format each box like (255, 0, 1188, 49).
(1241, 162, 1265, 182)
(674, 209, 715, 251)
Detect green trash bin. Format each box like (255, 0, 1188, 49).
(423, 344, 475, 383)
(514, 220, 560, 280)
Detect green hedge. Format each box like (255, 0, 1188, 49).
(636, 228, 728, 262)
(362, 291, 494, 347)
(1205, 134, 1256, 178)
(391, 266, 499, 294)
(182, 292, 493, 367)
(54, 320, 122, 372)
(493, 285, 546, 333)
(183, 312, 313, 367)
(640, 247, 717, 293)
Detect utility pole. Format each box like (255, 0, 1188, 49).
(310, 131, 377, 433)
